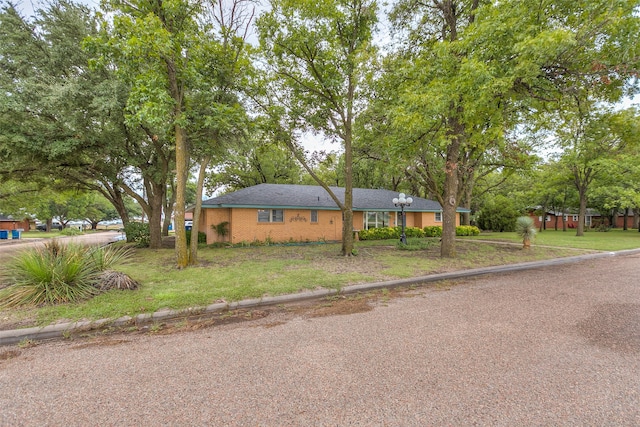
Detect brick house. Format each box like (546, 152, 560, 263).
(198, 184, 469, 245)
(530, 209, 635, 230)
(0, 215, 32, 231)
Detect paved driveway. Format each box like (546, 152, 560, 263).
(1, 253, 639, 426)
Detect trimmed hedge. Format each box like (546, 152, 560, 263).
(359, 225, 479, 241)
(423, 226, 443, 237)
(358, 227, 399, 241)
(359, 226, 425, 241)
(424, 225, 480, 237)
(456, 225, 480, 236)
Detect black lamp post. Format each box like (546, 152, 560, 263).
(393, 193, 413, 244)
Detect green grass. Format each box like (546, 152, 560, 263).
(20, 231, 65, 239)
(469, 228, 640, 251)
(2, 232, 638, 328)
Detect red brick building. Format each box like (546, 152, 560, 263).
(0, 215, 32, 231)
(530, 209, 635, 230)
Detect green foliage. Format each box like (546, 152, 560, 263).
(359, 226, 426, 241)
(87, 244, 134, 272)
(358, 227, 400, 241)
(0, 240, 134, 307)
(60, 228, 83, 236)
(423, 226, 443, 237)
(212, 221, 229, 237)
(514, 216, 537, 241)
(124, 222, 150, 247)
(0, 241, 98, 307)
(477, 195, 520, 232)
(455, 226, 480, 236)
(403, 226, 426, 238)
(186, 230, 207, 245)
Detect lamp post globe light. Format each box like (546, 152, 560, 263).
(393, 193, 413, 244)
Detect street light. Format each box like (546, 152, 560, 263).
(393, 193, 413, 245)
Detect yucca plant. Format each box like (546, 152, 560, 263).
(0, 241, 100, 307)
(0, 241, 137, 308)
(87, 244, 133, 271)
(515, 216, 537, 249)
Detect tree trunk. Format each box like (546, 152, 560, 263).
(576, 187, 587, 236)
(163, 180, 176, 236)
(441, 133, 461, 258)
(623, 208, 629, 230)
(174, 123, 189, 268)
(633, 207, 639, 230)
(110, 187, 130, 227)
(341, 118, 354, 256)
(460, 177, 473, 226)
(147, 184, 164, 249)
(189, 156, 210, 265)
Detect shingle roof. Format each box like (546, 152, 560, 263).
(202, 184, 469, 212)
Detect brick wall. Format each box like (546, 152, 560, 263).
(0, 219, 31, 230)
(201, 208, 458, 245)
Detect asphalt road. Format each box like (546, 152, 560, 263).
(1, 252, 639, 426)
(0, 232, 122, 261)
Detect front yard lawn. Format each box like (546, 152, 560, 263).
(0, 238, 596, 329)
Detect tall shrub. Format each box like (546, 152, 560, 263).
(477, 195, 520, 232)
(124, 222, 150, 247)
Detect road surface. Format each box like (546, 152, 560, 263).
(1, 252, 639, 425)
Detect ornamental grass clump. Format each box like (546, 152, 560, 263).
(515, 216, 537, 249)
(0, 240, 136, 308)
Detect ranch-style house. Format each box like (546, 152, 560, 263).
(196, 184, 469, 245)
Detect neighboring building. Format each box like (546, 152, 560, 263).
(529, 209, 635, 230)
(0, 215, 32, 231)
(197, 184, 469, 245)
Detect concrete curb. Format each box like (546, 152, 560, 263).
(2, 248, 639, 347)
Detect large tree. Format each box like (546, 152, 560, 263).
(256, 0, 378, 256)
(93, 0, 216, 266)
(379, 0, 640, 256)
(555, 106, 640, 235)
(0, 1, 174, 243)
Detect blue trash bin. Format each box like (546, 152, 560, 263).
(0, 230, 7, 239)
(11, 229, 21, 239)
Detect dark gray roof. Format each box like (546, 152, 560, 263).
(202, 184, 469, 212)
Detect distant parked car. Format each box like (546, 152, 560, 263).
(185, 220, 193, 230)
(36, 222, 63, 231)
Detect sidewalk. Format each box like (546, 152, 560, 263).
(3, 247, 639, 347)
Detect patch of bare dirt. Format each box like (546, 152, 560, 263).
(306, 296, 374, 317)
(0, 349, 21, 360)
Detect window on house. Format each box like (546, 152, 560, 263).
(364, 211, 390, 229)
(564, 215, 568, 221)
(546, 215, 551, 222)
(310, 210, 318, 223)
(585, 216, 592, 226)
(435, 212, 442, 222)
(257, 209, 284, 223)
(573, 215, 579, 221)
